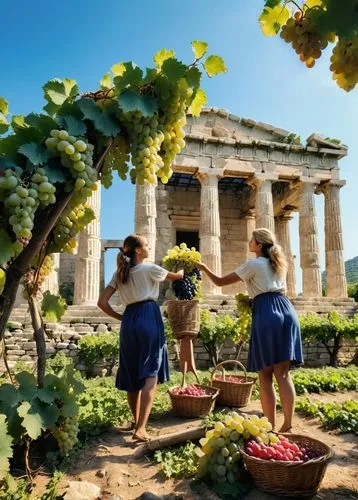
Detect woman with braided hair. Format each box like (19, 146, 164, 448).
(197, 228, 303, 432)
(98, 234, 183, 442)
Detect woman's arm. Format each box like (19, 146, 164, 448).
(197, 262, 242, 287)
(97, 286, 123, 321)
(165, 269, 184, 282)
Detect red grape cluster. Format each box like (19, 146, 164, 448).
(172, 384, 207, 396)
(245, 435, 322, 462)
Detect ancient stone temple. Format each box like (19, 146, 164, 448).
(38, 108, 349, 307)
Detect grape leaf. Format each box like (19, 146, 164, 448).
(0, 414, 13, 479)
(15, 371, 37, 388)
(43, 163, 69, 184)
(25, 113, 58, 136)
(17, 399, 59, 440)
(259, 4, 291, 36)
(0, 157, 17, 172)
(0, 113, 9, 135)
(41, 291, 68, 322)
(0, 269, 5, 294)
(11, 115, 28, 131)
(190, 88, 207, 117)
(161, 58, 187, 82)
(185, 67, 202, 88)
(0, 97, 9, 116)
(43, 101, 60, 117)
(113, 63, 143, 90)
(0, 230, 15, 265)
(142, 68, 158, 85)
(77, 98, 121, 137)
(191, 40, 208, 59)
(0, 384, 20, 408)
(305, 0, 323, 8)
(18, 142, 51, 165)
(56, 115, 86, 136)
(37, 387, 59, 404)
(203, 55, 227, 77)
(63, 78, 78, 98)
(61, 395, 78, 417)
(117, 90, 158, 117)
(100, 72, 112, 89)
(264, 0, 282, 7)
(153, 49, 175, 69)
(43, 79, 72, 106)
(111, 62, 126, 76)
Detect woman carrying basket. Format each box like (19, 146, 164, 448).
(197, 228, 303, 433)
(97, 234, 183, 442)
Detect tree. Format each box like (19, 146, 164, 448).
(259, 0, 358, 91)
(0, 42, 227, 384)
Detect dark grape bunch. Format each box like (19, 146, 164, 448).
(172, 267, 202, 300)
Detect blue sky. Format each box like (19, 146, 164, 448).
(2, 0, 357, 290)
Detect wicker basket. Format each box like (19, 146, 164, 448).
(240, 434, 334, 497)
(211, 360, 256, 407)
(166, 299, 200, 339)
(168, 366, 219, 418)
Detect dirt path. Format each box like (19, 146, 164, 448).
(33, 390, 358, 500)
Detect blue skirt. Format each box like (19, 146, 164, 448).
(247, 292, 304, 372)
(116, 301, 170, 392)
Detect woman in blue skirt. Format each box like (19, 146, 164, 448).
(98, 234, 183, 442)
(198, 228, 303, 433)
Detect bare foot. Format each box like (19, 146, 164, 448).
(132, 430, 150, 442)
(279, 425, 292, 433)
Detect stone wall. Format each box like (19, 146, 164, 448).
(2, 321, 357, 374)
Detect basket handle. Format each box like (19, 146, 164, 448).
(211, 360, 247, 383)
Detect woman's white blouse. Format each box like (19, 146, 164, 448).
(107, 263, 168, 306)
(234, 257, 286, 298)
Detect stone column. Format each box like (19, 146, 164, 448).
(299, 179, 322, 297)
(275, 214, 296, 297)
(253, 174, 276, 233)
(73, 183, 101, 305)
(100, 248, 105, 293)
(135, 180, 157, 262)
(323, 180, 347, 298)
(197, 168, 222, 295)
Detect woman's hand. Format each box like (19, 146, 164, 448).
(177, 269, 184, 279)
(196, 261, 207, 271)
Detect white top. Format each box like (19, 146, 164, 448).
(234, 257, 286, 299)
(107, 263, 168, 306)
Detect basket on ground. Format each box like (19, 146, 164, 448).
(211, 360, 256, 407)
(166, 299, 200, 339)
(168, 367, 219, 418)
(240, 434, 334, 497)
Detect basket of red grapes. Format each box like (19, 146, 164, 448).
(168, 370, 219, 418)
(211, 360, 257, 407)
(240, 433, 334, 497)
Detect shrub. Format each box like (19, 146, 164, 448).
(78, 331, 119, 376)
(348, 282, 358, 302)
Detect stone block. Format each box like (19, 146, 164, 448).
(68, 344, 78, 350)
(96, 323, 108, 333)
(56, 342, 69, 349)
(6, 321, 23, 330)
(23, 342, 37, 350)
(46, 347, 56, 354)
(8, 349, 26, 355)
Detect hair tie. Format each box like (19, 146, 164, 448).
(119, 248, 131, 263)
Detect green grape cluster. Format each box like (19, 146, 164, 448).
(102, 135, 130, 187)
(162, 242, 201, 273)
(1, 166, 56, 248)
(280, 11, 335, 68)
(197, 413, 277, 484)
(45, 129, 97, 194)
(23, 254, 54, 298)
(52, 415, 79, 456)
(330, 36, 358, 92)
(51, 203, 95, 254)
(235, 293, 252, 343)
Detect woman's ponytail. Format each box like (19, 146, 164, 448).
(252, 228, 287, 277)
(115, 234, 143, 286)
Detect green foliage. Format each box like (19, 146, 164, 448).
(78, 331, 119, 376)
(296, 398, 358, 434)
(41, 291, 67, 322)
(0, 414, 13, 479)
(291, 365, 358, 394)
(0, 471, 63, 500)
(58, 282, 74, 305)
(78, 378, 131, 434)
(46, 351, 76, 376)
(348, 282, 358, 302)
(199, 311, 241, 365)
(299, 311, 358, 366)
(163, 317, 176, 346)
(154, 441, 197, 478)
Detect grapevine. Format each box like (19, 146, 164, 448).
(235, 293, 252, 344)
(259, 1, 358, 91)
(52, 415, 79, 456)
(162, 243, 202, 300)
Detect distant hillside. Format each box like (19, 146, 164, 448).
(322, 256, 358, 285)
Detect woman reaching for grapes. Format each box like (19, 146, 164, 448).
(97, 234, 183, 442)
(197, 228, 303, 433)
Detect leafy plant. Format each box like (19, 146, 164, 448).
(59, 282, 74, 305)
(78, 331, 119, 376)
(299, 311, 358, 366)
(292, 365, 358, 394)
(154, 441, 197, 478)
(348, 282, 358, 302)
(41, 291, 67, 322)
(296, 398, 358, 434)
